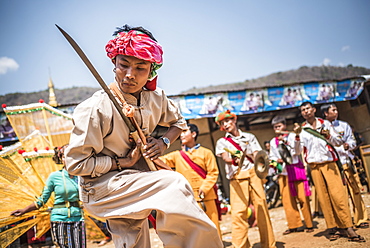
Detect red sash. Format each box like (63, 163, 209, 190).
(223, 137, 254, 164)
(179, 150, 221, 220)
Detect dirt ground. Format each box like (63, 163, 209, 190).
(87, 191, 370, 248)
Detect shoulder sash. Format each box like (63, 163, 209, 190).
(303, 127, 344, 178)
(179, 150, 221, 220)
(223, 137, 254, 164)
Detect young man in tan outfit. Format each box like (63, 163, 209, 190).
(321, 103, 369, 229)
(269, 115, 313, 235)
(65, 24, 223, 248)
(215, 110, 276, 248)
(161, 124, 222, 237)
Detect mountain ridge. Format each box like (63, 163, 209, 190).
(180, 65, 370, 94)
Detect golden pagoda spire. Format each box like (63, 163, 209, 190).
(48, 77, 58, 107)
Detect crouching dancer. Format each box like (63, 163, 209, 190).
(65, 24, 223, 248)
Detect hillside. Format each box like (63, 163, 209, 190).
(180, 65, 370, 94)
(1, 65, 370, 109)
(0, 86, 100, 108)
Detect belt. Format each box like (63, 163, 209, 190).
(308, 160, 334, 166)
(53, 201, 80, 209)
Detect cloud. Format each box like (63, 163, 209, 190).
(341, 45, 350, 52)
(0, 57, 19, 74)
(321, 58, 331, 66)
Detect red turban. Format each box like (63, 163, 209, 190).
(105, 30, 163, 91)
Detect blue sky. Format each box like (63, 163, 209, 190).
(0, 0, 369, 96)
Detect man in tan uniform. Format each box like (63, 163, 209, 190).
(214, 110, 276, 248)
(269, 116, 313, 235)
(295, 101, 365, 242)
(65, 24, 223, 248)
(321, 103, 369, 229)
(161, 124, 222, 237)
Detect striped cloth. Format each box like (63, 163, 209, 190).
(51, 221, 86, 248)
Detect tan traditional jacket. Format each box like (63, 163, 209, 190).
(66, 85, 187, 178)
(161, 146, 219, 201)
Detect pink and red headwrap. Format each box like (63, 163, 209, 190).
(105, 30, 163, 90)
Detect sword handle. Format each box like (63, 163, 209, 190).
(130, 131, 157, 171)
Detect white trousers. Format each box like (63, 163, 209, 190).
(82, 170, 223, 248)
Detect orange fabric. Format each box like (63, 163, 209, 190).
(215, 110, 236, 125)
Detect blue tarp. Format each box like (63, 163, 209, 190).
(169, 78, 366, 120)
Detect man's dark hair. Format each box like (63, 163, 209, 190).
(113, 24, 157, 41)
(320, 103, 337, 118)
(188, 124, 199, 141)
(299, 101, 314, 110)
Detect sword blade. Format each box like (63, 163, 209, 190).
(55, 24, 135, 132)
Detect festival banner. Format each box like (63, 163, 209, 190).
(169, 77, 366, 120)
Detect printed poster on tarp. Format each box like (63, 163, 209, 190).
(239, 89, 271, 114)
(303, 81, 337, 103)
(198, 93, 233, 117)
(170, 95, 194, 120)
(339, 79, 364, 100)
(266, 85, 310, 111)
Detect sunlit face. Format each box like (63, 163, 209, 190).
(180, 129, 195, 146)
(273, 122, 286, 133)
(113, 55, 152, 97)
(325, 105, 338, 121)
(300, 104, 316, 120)
(219, 118, 237, 133)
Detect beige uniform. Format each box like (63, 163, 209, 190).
(326, 119, 369, 227)
(269, 134, 313, 230)
(66, 86, 223, 248)
(216, 130, 276, 248)
(161, 146, 221, 236)
(296, 118, 353, 229)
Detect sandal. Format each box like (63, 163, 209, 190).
(329, 229, 346, 241)
(329, 233, 341, 241)
(283, 228, 304, 235)
(348, 235, 366, 242)
(356, 222, 369, 228)
(306, 227, 314, 233)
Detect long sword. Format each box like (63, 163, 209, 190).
(55, 24, 135, 132)
(56, 24, 169, 171)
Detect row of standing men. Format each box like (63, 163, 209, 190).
(164, 101, 369, 248)
(199, 102, 368, 247)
